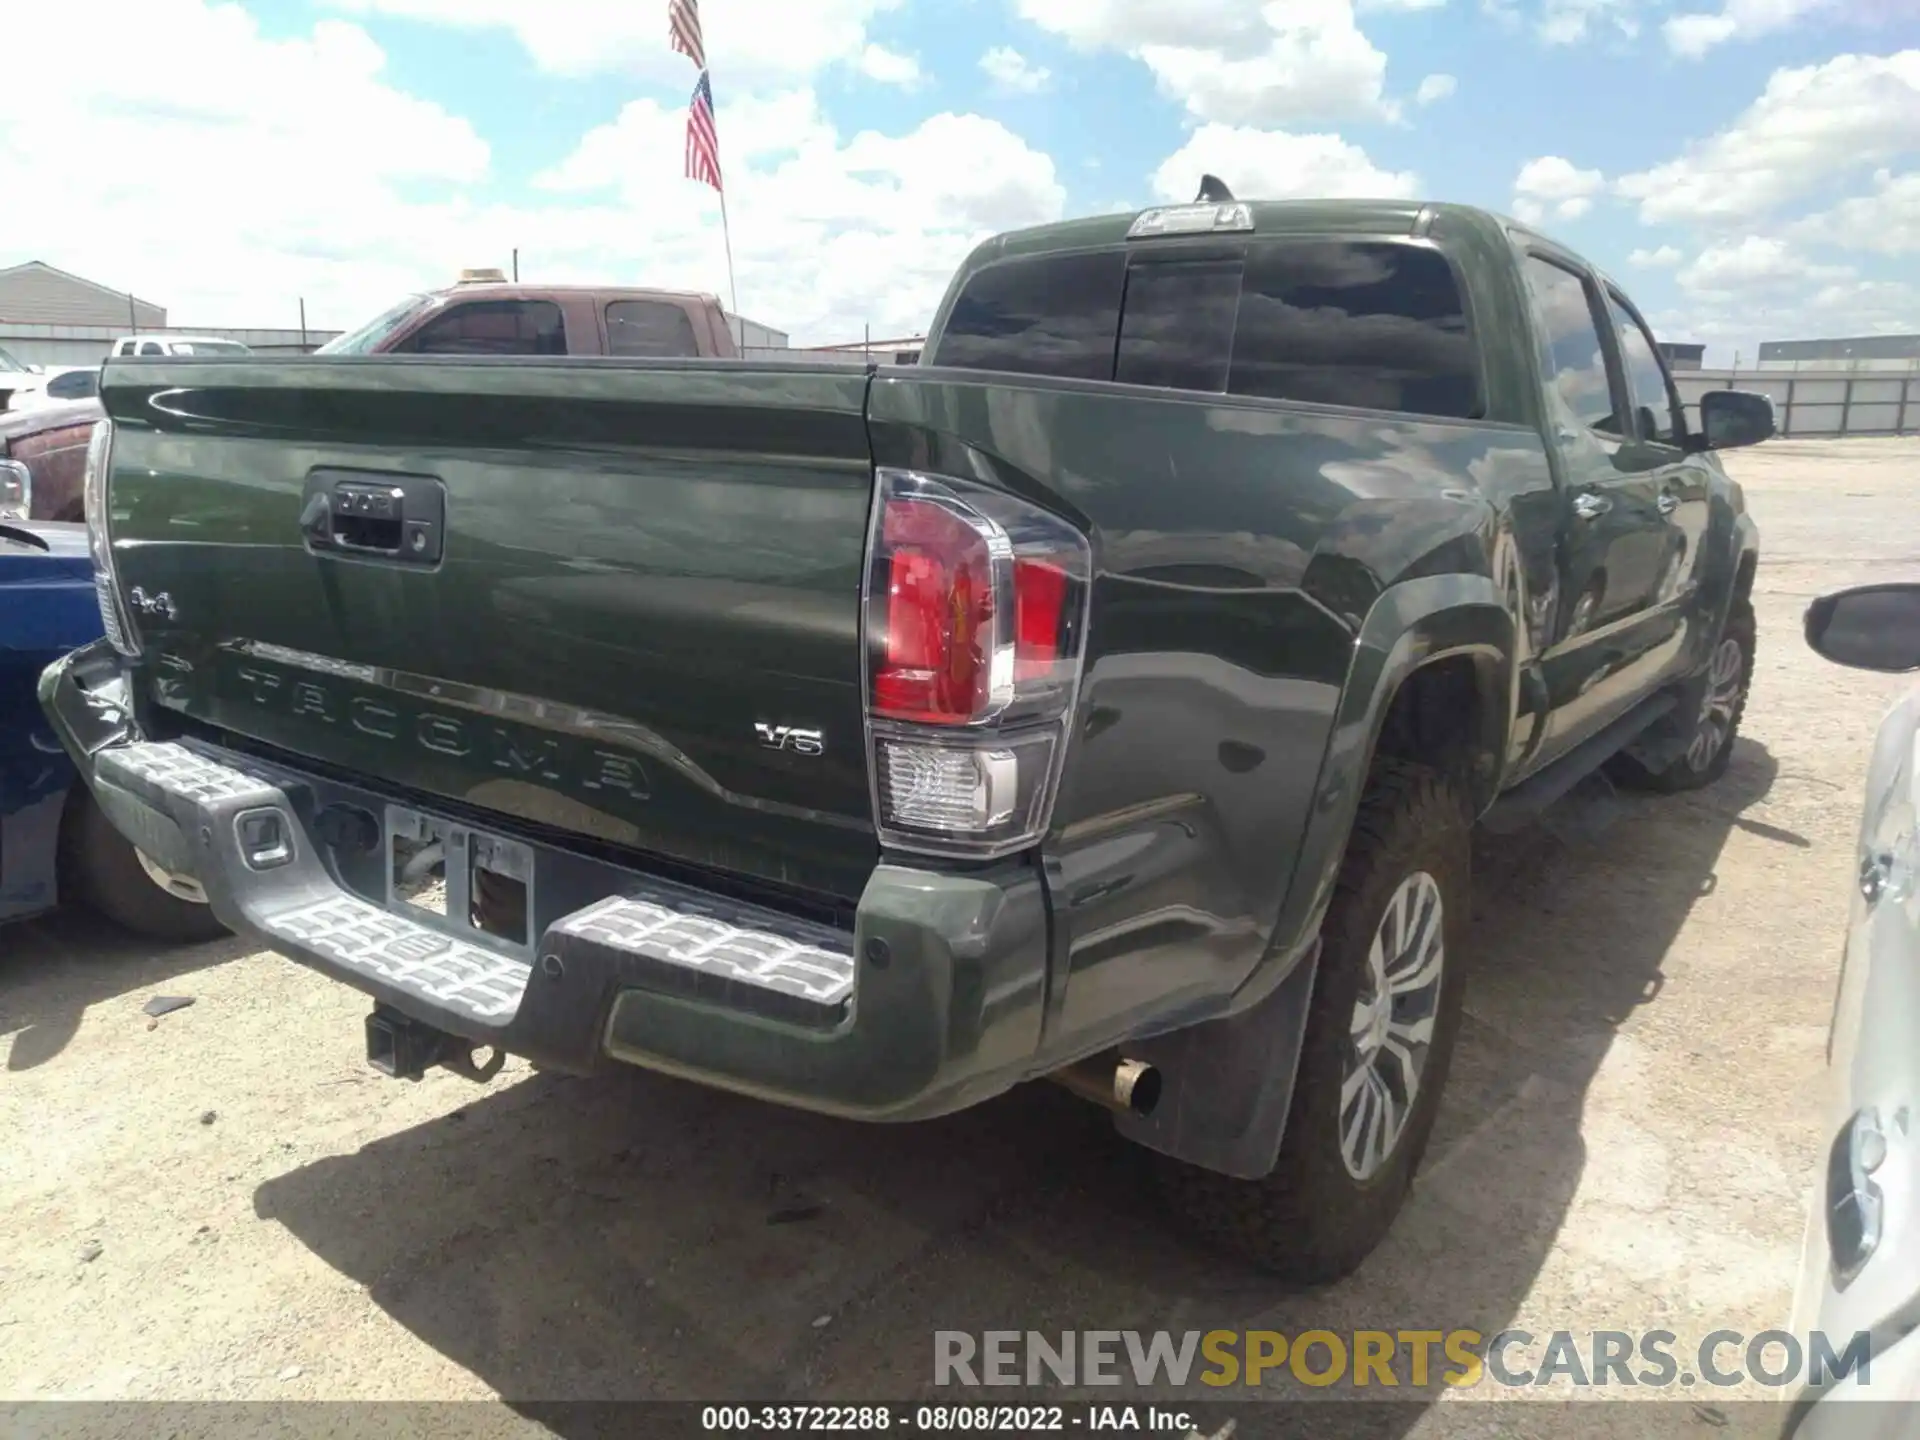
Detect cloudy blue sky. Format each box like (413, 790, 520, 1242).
(4, 0, 1916, 357)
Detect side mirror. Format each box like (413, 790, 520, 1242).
(1694, 389, 1776, 451)
(1805, 583, 1920, 673)
(0, 458, 30, 520)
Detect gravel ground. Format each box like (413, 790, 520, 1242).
(3, 436, 1917, 1436)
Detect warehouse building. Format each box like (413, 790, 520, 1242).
(0, 261, 166, 328)
(0, 260, 329, 367)
(1758, 333, 1920, 365)
(1657, 341, 1704, 371)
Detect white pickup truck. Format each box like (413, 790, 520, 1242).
(108, 334, 252, 358)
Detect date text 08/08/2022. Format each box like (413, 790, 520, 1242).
(699, 1405, 1214, 1433)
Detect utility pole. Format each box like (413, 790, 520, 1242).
(512, 248, 520, 282)
(299, 297, 308, 351)
(127, 291, 137, 333)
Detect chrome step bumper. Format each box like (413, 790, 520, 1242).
(91, 738, 856, 1046)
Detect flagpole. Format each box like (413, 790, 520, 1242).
(718, 183, 740, 330)
(672, 0, 737, 328)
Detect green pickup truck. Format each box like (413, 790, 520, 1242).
(41, 195, 1773, 1281)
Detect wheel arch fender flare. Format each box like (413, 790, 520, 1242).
(1109, 575, 1513, 1179)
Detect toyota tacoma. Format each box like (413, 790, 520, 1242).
(41, 194, 1773, 1280)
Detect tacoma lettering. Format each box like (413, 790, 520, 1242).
(228, 666, 651, 801)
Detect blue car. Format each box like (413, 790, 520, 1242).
(1, 517, 226, 940)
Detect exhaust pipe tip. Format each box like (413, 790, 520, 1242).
(1112, 1058, 1162, 1117)
(1050, 1054, 1162, 1118)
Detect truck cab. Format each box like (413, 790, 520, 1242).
(316, 272, 740, 360)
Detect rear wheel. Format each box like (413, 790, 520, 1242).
(1609, 597, 1755, 792)
(60, 791, 228, 944)
(1156, 762, 1471, 1283)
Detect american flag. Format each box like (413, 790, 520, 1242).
(685, 69, 723, 192)
(668, 0, 706, 70)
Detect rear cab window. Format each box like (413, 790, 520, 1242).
(606, 300, 702, 357)
(928, 238, 1484, 421)
(929, 250, 1125, 382)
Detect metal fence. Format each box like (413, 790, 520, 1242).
(1677, 363, 1920, 439)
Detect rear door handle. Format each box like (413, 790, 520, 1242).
(1572, 492, 1612, 521)
(1656, 492, 1679, 515)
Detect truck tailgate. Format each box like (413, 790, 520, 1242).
(99, 358, 879, 902)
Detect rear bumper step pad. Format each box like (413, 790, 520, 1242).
(91, 740, 856, 1066)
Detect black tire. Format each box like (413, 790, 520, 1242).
(60, 791, 229, 944)
(1156, 762, 1472, 1284)
(1608, 597, 1755, 793)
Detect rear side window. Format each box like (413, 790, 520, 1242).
(402, 299, 567, 356)
(930, 250, 1126, 382)
(1522, 257, 1619, 434)
(931, 240, 1480, 419)
(1227, 242, 1479, 418)
(139, 341, 164, 356)
(606, 300, 700, 357)
(48, 369, 98, 400)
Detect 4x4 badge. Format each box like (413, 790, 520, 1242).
(128, 587, 178, 621)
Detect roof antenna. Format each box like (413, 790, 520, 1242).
(1194, 174, 1235, 203)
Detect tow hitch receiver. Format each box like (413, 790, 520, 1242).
(364, 1003, 506, 1084)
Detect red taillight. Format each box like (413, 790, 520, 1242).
(873, 496, 995, 724)
(1013, 557, 1067, 680)
(862, 468, 1091, 859)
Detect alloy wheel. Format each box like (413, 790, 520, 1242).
(1685, 636, 1745, 773)
(1341, 870, 1446, 1182)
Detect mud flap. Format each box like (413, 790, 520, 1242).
(1110, 939, 1321, 1179)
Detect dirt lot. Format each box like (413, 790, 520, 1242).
(4, 436, 1918, 1434)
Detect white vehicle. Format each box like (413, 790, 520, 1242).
(1787, 581, 1920, 1437)
(6, 364, 100, 410)
(0, 343, 41, 411)
(108, 334, 252, 358)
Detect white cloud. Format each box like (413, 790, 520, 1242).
(1676, 236, 1851, 295)
(1536, 0, 1640, 44)
(1015, 0, 1401, 124)
(1415, 73, 1457, 104)
(1357, 0, 1447, 9)
(1628, 245, 1684, 267)
(1793, 169, 1920, 254)
(1615, 51, 1920, 228)
(535, 102, 1067, 338)
(856, 43, 923, 86)
(1152, 125, 1421, 203)
(980, 45, 1052, 92)
(1511, 155, 1605, 224)
(1651, 237, 1920, 358)
(1663, 0, 1837, 57)
(0, 0, 488, 330)
(325, 0, 905, 85)
(0, 1, 1062, 345)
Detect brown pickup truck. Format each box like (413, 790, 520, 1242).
(316, 272, 740, 359)
(0, 397, 102, 521)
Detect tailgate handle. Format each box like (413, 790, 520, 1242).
(301, 469, 445, 565)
